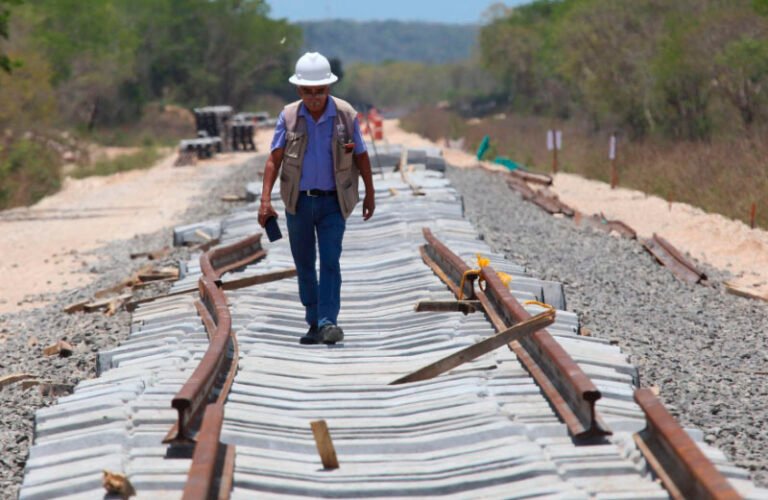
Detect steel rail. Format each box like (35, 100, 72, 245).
(633, 388, 742, 500)
(182, 402, 236, 500)
(166, 234, 264, 443)
(643, 233, 707, 284)
(505, 177, 575, 216)
(164, 277, 235, 444)
(421, 228, 610, 439)
(478, 265, 610, 438)
(574, 211, 637, 240)
(508, 169, 553, 186)
(201, 233, 266, 279)
(168, 233, 271, 498)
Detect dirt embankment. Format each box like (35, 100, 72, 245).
(384, 118, 768, 301)
(0, 130, 273, 315)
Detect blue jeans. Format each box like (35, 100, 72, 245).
(286, 192, 346, 328)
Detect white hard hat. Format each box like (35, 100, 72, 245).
(289, 52, 338, 86)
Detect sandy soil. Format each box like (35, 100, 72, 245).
(384, 118, 768, 300)
(0, 131, 272, 314)
(5, 118, 765, 314)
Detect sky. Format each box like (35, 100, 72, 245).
(267, 1, 529, 25)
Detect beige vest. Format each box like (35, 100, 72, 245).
(279, 96, 360, 219)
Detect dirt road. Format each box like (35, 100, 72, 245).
(0, 133, 272, 315)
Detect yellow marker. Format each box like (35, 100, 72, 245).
(476, 254, 490, 268)
(496, 272, 512, 287)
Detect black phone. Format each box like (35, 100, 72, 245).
(265, 216, 282, 242)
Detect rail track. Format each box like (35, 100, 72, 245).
(18, 162, 766, 499)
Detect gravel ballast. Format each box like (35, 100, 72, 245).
(447, 165, 768, 487)
(2, 157, 765, 495)
(0, 155, 263, 498)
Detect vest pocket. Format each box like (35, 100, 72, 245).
(335, 140, 354, 171)
(285, 132, 305, 159)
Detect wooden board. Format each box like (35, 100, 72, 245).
(390, 310, 555, 385)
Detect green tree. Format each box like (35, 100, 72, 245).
(557, 0, 669, 136)
(0, 0, 21, 72)
(132, 0, 300, 108)
(27, 0, 140, 128)
(715, 37, 768, 125)
(480, 1, 570, 114)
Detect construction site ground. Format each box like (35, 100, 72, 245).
(383, 119, 768, 301)
(1, 119, 767, 319)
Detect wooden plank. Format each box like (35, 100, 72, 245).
(63, 300, 89, 314)
(310, 420, 339, 470)
(127, 268, 297, 311)
(724, 282, 768, 302)
(0, 373, 35, 390)
(195, 229, 214, 241)
(137, 267, 179, 282)
(414, 300, 481, 314)
(93, 279, 133, 299)
(83, 293, 133, 312)
(390, 310, 555, 385)
(42, 340, 74, 357)
(130, 246, 171, 260)
(220, 194, 246, 202)
(219, 268, 297, 291)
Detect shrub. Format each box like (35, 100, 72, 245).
(0, 138, 61, 209)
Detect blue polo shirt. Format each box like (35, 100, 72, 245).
(270, 98, 367, 191)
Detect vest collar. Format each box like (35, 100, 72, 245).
(299, 96, 337, 125)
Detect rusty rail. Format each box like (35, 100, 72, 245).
(509, 169, 553, 186)
(421, 228, 610, 439)
(165, 234, 266, 443)
(182, 403, 236, 500)
(165, 234, 266, 498)
(164, 277, 236, 444)
(633, 388, 742, 500)
(506, 178, 575, 217)
(201, 233, 266, 279)
(574, 211, 637, 240)
(168, 232, 269, 496)
(643, 233, 707, 284)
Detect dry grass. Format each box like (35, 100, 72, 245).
(402, 108, 768, 228)
(69, 147, 163, 179)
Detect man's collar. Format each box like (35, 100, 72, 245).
(299, 96, 337, 123)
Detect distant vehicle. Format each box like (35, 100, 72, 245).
(233, 111, 277, 128)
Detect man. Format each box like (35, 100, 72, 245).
(258, 52, 376, 345)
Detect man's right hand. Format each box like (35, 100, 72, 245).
(258, 199, 278, 227)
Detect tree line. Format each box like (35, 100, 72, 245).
(0, 0, 300, 132)
(300, 20, 478, 64)
(479, 0, 768, 140)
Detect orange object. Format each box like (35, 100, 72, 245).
(368, 112, 383, 140)
(357, 113, 369, 135)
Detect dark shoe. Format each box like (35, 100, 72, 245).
(299, 325, 320, 345)
(319, 324, 344, 344)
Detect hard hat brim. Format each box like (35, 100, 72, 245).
(289, 73, 339, 86)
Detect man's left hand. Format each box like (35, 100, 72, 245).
(362, 192, 375, 221)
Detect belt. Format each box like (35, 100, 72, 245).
(303, 189, 337, 197)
